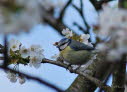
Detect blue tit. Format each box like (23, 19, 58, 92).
(54, 38, 95, 65)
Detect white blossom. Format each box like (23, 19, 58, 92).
(99, 6, 127, 36)
(9, 39, 21, 51)
(62, 28, 73, 38)
(30, 45, 44, 55)
(80, 34, 93, 47)
(7, 71, 17, 83)
(98, 6, 127, 61)
(29, 53, 44, 68)
(18, 76, 25, 84)
(80, 34, 90, 40)
(6, 71, 26, 84)
(29, 45, 44, 68)
(20, 46, 30, 58)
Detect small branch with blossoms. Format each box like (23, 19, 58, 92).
(0, 66, 64, 92)
(8, 39, 45, 68)
(0, 39, 64, 92)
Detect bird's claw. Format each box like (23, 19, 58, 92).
(57, 57, 64, 62)
(73, 65, 81, 73)
(66, 64, 72, 70)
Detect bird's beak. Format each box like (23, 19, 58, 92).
(53, 42, 58, 46)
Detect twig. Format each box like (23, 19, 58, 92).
(0, 44, 4, 48)
(72, 1, 92, 42)
(72, 4, 90, 33)
(40, 5, 77, 35)
(89, 0, 115, 11)
(98, 79, 111, 92)
(73, 22, 87, 33)
(80, 0, 90, 32)
(3, 35, 8, 68)
(59, 0, 73, 21)
(0, 66, 64, 92)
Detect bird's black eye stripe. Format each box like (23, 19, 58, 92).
(61, 42, 66, 46)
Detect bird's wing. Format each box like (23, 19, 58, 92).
(70, 40, 95, 51)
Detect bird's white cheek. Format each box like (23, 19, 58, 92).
(60, 43, 68, 50)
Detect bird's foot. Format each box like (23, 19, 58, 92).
(57, 57, 64, 62)
(66, 64, 72, 71)
(73, 65, 82, 73)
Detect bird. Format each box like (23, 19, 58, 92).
(54, 38, 95, 65)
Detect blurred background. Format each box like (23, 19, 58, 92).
(0, 0, 118, 92)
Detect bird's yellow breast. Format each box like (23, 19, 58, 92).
(60, 46, 92, 64)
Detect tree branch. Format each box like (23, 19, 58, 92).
(0, 66, 64, 92)
(0, 56, 112, 92)
(72, 2, 92, 42)
(40, 5, 76, 35)
(41, 58, 112, 92)
(3, 35, 8, 68)
(98, 65, 114, 92)
(72, 3, 90, 34)
(89, 0, 115, 11)
(73, 22, 87, 33)
(80, 0, 90, 33)
(59, 0, 73, 21)
(0, 36, 112, 92)
(111, 55, 126, 92)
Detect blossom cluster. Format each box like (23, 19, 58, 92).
(62, 28, 93, 47)
(97, 6, 127, 61)
(7, 71, 25, 84)
(9, 39, 45, 68)
(6, 39, 45, 84)
(62, 28, 73, 38)
(0, 0, 41, 34)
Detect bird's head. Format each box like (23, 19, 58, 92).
(54, 38, 71, 51)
